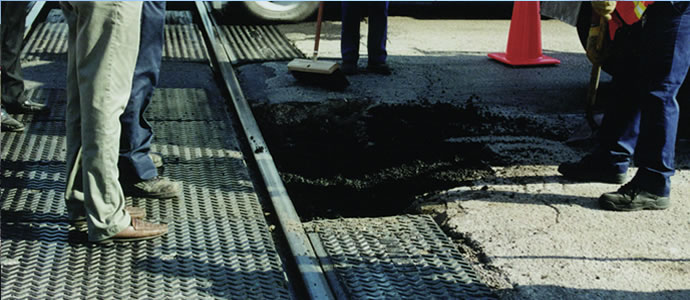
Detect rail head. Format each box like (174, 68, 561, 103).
(24, 1, 46, 39)
(193, 2, 335, 300)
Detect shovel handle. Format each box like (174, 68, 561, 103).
(313, 1, 324, 60)
(586, 16, 606, 130)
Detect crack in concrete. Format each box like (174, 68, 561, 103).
(541, 199, 562, 226)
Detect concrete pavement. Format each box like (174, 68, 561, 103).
(236, 16, 689, 299)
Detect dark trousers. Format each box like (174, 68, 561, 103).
(1, 1, 28, 106)
(596, 2, 690, 196)
(340, 1, 388, 65)
(118, 1, 166, 182)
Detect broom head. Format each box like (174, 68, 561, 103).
(288, 58, 340, 74)
(288, 58, 349, 90)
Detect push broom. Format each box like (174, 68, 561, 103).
(287, 1, 349, 90)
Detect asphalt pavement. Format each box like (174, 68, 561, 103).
(234, 15, 690, 299)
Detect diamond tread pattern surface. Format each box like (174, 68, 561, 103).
(1, 87, 292, 299)
(1, 220, 289, 299)
(20, 10, 301, 65)
(2, 18, 291, 297)
(304, 215, 497, 299)
(218, 24, 304, 65)
(20, 10, 209, 63)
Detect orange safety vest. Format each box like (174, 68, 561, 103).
(608, 1, 654, 39)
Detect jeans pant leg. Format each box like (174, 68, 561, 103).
(631, 1, 690, 196)
(1, 1, 28, 106)
(595, 71, 641, 174)
(341, 2, 363, 64)
(366, 1, 388, 65)
(62, 1, 142, 241)
(118, 1, 166, 182)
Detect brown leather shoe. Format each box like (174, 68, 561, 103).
(125, 206, 146, 219)
(100, 218, 168, 243)
(71, 206, 145, 224)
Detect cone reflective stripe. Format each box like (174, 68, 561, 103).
(488, 1, 560, 66)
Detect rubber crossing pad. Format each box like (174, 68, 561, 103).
(1, 158, 257, 223)
(20, 22, 68, 61)
(21, 9, 300, 65)
(1, 121, 66, 163)
(305, 215, 497, 299)
(218, 25, 304, 65)
(145, 88, 228, 121)
(1, 219, 291, 299)
(148, 121, 237, 150)
(21, 10, 209, 63)
(1, 162, 66, 222)
(13, 88, 228, 123)
(1, 85, 293, 298)
(1, 88, 229, 163)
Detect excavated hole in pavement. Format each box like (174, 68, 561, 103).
(252, 97, 573, 221)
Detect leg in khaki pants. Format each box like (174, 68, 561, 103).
(61, 1, 165, 242)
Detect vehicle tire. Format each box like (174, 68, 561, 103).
(574, 2, 592, 51)
(240, 1, 319, 23)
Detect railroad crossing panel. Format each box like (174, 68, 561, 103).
(305, 215, 497, 299)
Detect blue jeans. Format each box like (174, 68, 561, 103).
(118, 1, 166, 182)
(596, 1, 690, 196)
(341, 1, 388, 65)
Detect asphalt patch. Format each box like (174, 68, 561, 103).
(252, 98, 570, 220)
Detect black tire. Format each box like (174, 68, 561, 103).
(575, 2, 592, 51)
(240, 1, 319, 23)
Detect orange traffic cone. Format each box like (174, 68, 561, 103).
(488, 1, 560, 66)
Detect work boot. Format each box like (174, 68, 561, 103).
(125, 206, 147, 219)
(340, 62, 357, 75)
(558, 155, 626, 184)
(122, 176, 181, 199)
(366, 63, 392, 75)
(599, 182, 670, 211)
(97, 218, 168, 243)
(4, 96, 47, 114)
(1, 108, 24, 132)
(149, 152, 163, 168)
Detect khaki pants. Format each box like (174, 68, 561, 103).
(61, 1, 143, 241)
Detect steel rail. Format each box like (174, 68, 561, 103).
(193, 2, 335, 300)
(24, 1, 46, 39)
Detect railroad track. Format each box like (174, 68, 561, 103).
(1, 3, 495, 299)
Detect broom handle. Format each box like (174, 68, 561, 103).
(313, 1, 324, 60)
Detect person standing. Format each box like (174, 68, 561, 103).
(61, 1, 167, 242)
(1, 1, 47, 132)
(340, 1, 391, 75)
(118, 1, 181, 199)
(559, 1, 690, 211)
